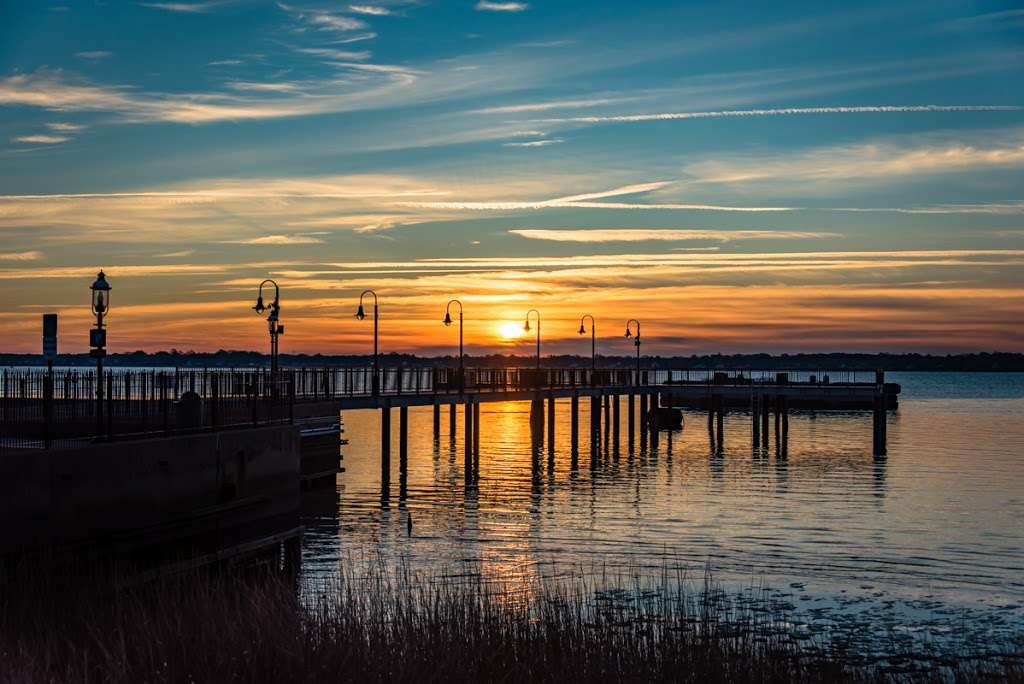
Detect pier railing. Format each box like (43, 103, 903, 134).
(0, 367, 293, 451)
(0, 365, 884, 451)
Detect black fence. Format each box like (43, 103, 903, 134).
(0, 367, 292, 451)
(1, 365, 881, 451)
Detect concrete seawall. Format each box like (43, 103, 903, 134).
(1, 425, 301, 560)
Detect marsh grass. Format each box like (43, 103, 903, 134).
(0, 556, 1019, 683)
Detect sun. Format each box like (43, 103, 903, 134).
(497, 321, 524, 340)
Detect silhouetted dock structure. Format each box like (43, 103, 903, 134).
(0, 364, 898, 561)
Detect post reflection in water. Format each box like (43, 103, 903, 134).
(301, 383, 1024, 655)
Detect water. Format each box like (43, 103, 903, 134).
(300, 372, 1024, 657)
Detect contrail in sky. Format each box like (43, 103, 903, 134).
(536, 105, 1022, 123)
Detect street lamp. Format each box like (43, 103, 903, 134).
(89, 270, 110, 437)
(443, 299, 464, 392)
(253, 279, 283, 377)
(524, 309, 541, 369)
(578, 314, 596, 373)
(356, 290, 379, 396)
(624, 319, 641, 384)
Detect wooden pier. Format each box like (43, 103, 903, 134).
(1, 366, 899, 472)
(0, 365, 898, 559)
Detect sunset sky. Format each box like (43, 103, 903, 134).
(2, 1, 1023, 356)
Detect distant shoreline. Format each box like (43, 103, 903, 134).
(3, 351, 1022, 372)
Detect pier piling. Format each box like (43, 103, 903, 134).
(432, 400, 440, 439)
(464, 399, 473, 472)
(381, 400, 391, 484)
(547, 393, 556, 457)
(399, 405, 408, 473)
(873, 394, 887, 455)
(571, 392, 579, 454)
(752, 394, 760, 447)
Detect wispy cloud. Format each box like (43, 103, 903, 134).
(684, 131, 1024, 186)
(537, 105, 1022, 125)
(403, 181, 793, 212)
(935, 9, 1024, 32)
(11, 134, 69, 144)
(226, 81, 304, 93)
(0, 251, 43, 261)
(0, 67, 422, 124)
(294, 47, 372, 61)
(475, 1, 528, 11)
(839, 202, 1024, 215)
(46, 122, 86, 131)
(503, 138, 563, 147)
(74, 50, 113, 60)
(349, 4, 392, 16)
(139, 1, 224, 12)
(226, 234, 325, 245)
(279, 2, 368, 32)
(509, 229, 838, 242)
(475, 97, 625, 114)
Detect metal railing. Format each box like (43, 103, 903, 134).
(0, 366, 883, 450)
(1, 367, 293, 451)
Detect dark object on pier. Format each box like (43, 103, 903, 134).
(175, 391, 202, 429)
(647, 406, 683, 430)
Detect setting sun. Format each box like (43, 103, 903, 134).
(497, 321, 524, 340)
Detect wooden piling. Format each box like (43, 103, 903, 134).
(873, 394, 887, 455)
(399, 405, 408, 473)
(381, 401, 391, 484)
(751, 393, 760, 446)
(432, 400, 440, 439)
(715, 395, 724, 450)
(464, 399, 473, 469)
(571, 392, 579, 454)
(473, 398, 480, 457)
(547, 393, 555, 457)
(449, 402, 456, 438)
(780, 395, 789, 456)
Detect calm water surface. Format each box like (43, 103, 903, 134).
(301, 372, 1024, 654)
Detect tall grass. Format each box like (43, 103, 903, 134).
(0, 556, 1019, 683)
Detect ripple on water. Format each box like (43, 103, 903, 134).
(302, 375, 1024, 658)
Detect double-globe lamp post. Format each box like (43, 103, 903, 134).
(252, 279, 283, 378)
(89, 271, 111, 436)
(442, 299, 464, 391)
(355, 290, 380, 396)
(625, 319, 641, 385)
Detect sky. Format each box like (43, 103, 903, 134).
(1, 0, 1023, 357)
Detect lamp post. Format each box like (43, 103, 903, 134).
(578, 314, 596, 373)
(356, 290, 379, 396)
(443, 299, 464, 392)
(624, 319, 641, 385)
(253, 279, 283, 377)
(89, 270, 110, 437)
(523, 309, 541, 370)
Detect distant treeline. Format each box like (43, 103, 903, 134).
(3, 350, 1023, 371)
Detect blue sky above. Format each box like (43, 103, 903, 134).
(1, 0, 1022, 354)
